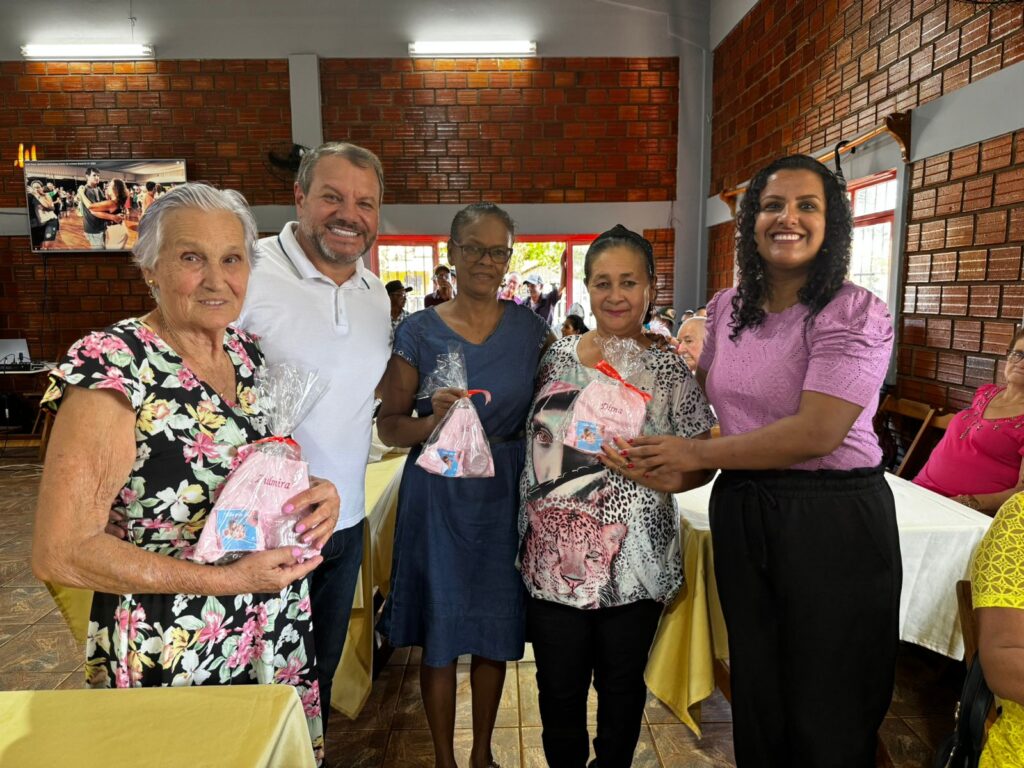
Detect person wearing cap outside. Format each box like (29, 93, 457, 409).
(425, 263, 454, 308)
(386, 279, 413, 334)
(524, 250, 569, 326)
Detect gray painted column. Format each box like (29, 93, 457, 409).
(288, 53, 323, 149)
(672, 3, 712, 314)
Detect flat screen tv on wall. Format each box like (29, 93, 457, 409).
(23, 159, 187, 254)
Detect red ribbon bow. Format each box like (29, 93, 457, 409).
(595, 360, 652, 403)
(252, 435, 300, 450)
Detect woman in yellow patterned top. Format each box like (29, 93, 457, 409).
(972, 491, 1024, 767)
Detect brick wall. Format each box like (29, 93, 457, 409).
(898, 127, 1024, 410)
(321, 57, 679, 204)
(711, 1, 1024, 193)
(644, 227, 675, 306)
(706, 222, 735, 301)
(0, 59, 293, 368)
(1, 55, 680, 369)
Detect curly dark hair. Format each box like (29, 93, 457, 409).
(729, 154, 853, 341)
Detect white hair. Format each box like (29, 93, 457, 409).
(132, 182, 259, 274)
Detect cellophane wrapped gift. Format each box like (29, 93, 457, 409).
(415, 343, 495, 478)
(564, 337, 652, 454)
(192, 363, 328, 564)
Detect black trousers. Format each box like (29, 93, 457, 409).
(527, 596, 663, 768)
(710, 467, 902, 768)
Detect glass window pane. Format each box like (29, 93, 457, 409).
(849, 221, 892, 304)
(853, 178, 897, 216)
(378, 244, 434, 313)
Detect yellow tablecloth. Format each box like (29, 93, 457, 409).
(643, 512, 725, 737)
(0, 685, 315, 767)
(45, 453, 408, 721)
(330, 452, 405, 718)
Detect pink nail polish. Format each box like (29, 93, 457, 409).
(292, 547, 302, 558)
(283, 504, 294, 514)
(295, 524, 306, 534)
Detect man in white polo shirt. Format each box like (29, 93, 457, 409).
(238, 142, 390, 734)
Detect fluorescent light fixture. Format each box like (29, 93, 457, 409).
(408, 40, 536, 58)
(21, 43, 154, 60)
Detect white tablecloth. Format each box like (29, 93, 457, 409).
(674, 471, 992, 659)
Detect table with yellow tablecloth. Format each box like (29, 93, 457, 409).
(46, 452, 408, 721)
(643, 471, 992, 737)
(0, 684, 315, 767)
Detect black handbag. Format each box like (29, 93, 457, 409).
(933, 653, 995, 768)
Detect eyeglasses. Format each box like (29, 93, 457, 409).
(1008, 351, 1024, 364)
(452, 241, 513, 264)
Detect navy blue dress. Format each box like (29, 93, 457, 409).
(382, 302, 550, 667)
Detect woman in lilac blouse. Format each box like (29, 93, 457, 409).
(608, 155, 899, 768)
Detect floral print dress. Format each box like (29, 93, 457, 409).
(42, 318, 323, 763)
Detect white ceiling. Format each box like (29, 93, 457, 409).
(0, 0, 723, 60)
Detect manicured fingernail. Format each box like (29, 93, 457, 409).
(295, 523, 306, 533)
(292, 547, 302, 558)
(283, 504, 294, 514)
(627, 438, 635, 444)
(621, 449, 629, 457)
(302, 535, 311, 543)
(627, 463, 634, 469)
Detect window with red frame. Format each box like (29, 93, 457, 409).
(847, 171, 897, 305)
(371, 235, 597, 326)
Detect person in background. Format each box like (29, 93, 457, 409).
(379, 202, 553, 768)
(524, 250, 569, 326)
(616, 155, 899, 767)
(676, 316, 707, 373)
(238, 141, 391, 738)
(31, 183, 337, 765)
(695, 305, 707, 318)
(77, 167, 107, 249)
(498, 271, 523, 304)
(913, 330, 1024, 514)
(386, 279, 413, 334)
(560, 314, 588, 337)
(85, 179, 131, 249)
(971, 491, 1024, 766)
(141, 181, 157, 216)
(27, 180, 59, 250)
(424, 263, 454, 308)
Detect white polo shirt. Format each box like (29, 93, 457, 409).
(238, 222, 391, 532)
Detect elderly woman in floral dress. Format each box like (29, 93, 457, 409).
(31, 183, 339, 765)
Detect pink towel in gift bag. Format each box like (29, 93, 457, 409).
(416, 389, 495, 478)
(193, 437, 314, 564)
(564, 360, 651, 454)
(192, 363, 328, 564)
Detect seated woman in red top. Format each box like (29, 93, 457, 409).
(913, 330, 1024, 513)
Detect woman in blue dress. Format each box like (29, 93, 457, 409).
(378, 202, 553, 768)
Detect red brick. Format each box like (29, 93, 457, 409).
(953, 319, 982, 352)
(956, 248, 987, 280)
(988, 246, 1022, 280)
(994, 167, 1024, 206)
(976, 210, 1008, 244)
(970, 285, 1001, 318)
(941, 284, 969, 315)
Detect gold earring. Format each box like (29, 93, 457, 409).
(147, 280, 156, 287)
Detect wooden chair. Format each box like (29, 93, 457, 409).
(874, 396, 936, 477)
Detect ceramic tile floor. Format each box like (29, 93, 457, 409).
(0, 452, 962, 767)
